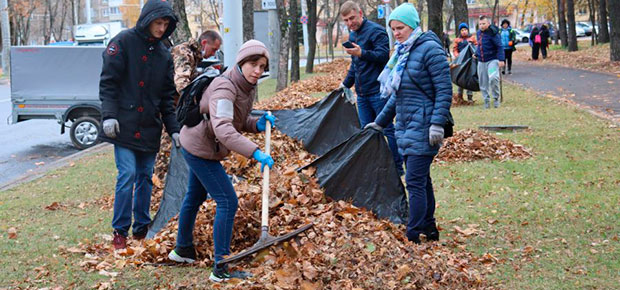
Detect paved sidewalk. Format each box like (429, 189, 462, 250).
(505, 60, 620, 121)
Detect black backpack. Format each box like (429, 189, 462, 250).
(176, 73, 218, 127)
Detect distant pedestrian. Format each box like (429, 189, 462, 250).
(540, 24, 550, 59)
(475, 15, 505, 109)
(530, 26, 541, 60)
(500, 19, 516, 74)
(452, 22, 477, 101)
(172, 30, 222, 95)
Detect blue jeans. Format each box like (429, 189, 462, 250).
(112, 145, 157, 237)
(404, 155, 436, 240)
(176, 149, 238, 263)
(357, 93, 404, 174)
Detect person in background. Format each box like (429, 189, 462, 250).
(500, 19, 517, 74)
(540, 24, 551, 59)
(98, 0, 181, 250)
(172, 30, 222, 95)
(452, 22, 477, 102)
(167, 40, 275, 282)
(365, 3, 452, 244)
(338, 0, 404, 175)
(475, 15, 505, 109)
(530, 25, 541, 60)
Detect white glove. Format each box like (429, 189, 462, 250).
(429, 124, 444, 146)
(103, 119, 120, 138)
(338, 83, 346, 90)
(364, 122, 383, 132)
(172, 133, 181, 148)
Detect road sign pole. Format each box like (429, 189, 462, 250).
(384, 3, 393, 49)
(301, 0, 309, 56)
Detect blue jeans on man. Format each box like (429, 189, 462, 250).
(112, 145, 157, 237)
(358, 93, 404, 175)
(176, 149, 238, 264)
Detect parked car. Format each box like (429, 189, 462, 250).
(523, 22, 557, 39)
(514, 28, 530, 43)
(577, 22, 593, 36)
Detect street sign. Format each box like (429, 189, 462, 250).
(300, 15, 308, 24)
(377, 5, 385, 19)
(262, 0, 276, 10)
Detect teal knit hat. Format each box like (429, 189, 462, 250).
(389, 3, 420, 30)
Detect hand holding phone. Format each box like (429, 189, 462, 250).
(342, 41, 354, 49)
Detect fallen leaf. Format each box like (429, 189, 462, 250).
(7, 227, 17, 239)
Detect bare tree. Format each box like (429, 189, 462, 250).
(598, 0, 609, 43)
(417, 0, 425, 28)
(566, 0, 578, 51)
(324, 0, 343, 61)
(557, 0, 568, 47)
(520, 0, 529, 27)
(276, 0, 289, 92)
(242, 0, 254, 41)
(207, 0, 221, 31)
(171, 0, 192, 44)
(9, 0, 38, 45)
(453, 0, 468, 37)
(587, 0, 597, 45)
(609, 0, 620, 60)
(428, 0, 444, 37)
(305, 0, 318, 73)
(290, 0, 300, 82)
(491, 0, 499, 25)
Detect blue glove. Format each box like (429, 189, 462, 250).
(256, 113, 276, 132)
(252, 149, 274, 171)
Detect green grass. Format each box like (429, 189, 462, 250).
(1, 82, 619, 288)
(436, 87, 620, 289)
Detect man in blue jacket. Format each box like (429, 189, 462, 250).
(339, 1, 403, 175)
(475, 16, 505, 109)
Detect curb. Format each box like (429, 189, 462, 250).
(0, 143, 113, 192)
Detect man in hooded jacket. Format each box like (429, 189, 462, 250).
(98, 0, 181, 249)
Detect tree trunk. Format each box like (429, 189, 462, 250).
(242, 0, 254, 42)
(445, 10, 453, 34)
(290, 0, 300, 82)
(492, 0, 499, 25)
(305, 0, 317, 73)
(453, 0, 468, 38)
(598, 0, 609, 43)
(521, 0, 529, 27)
(171, 0, 191, 45)
(588, 0, 597, 46)
(428, 0, 443, 37)
(276, 0, 289, 92)
(566, 0, 578, 51)
(558, 0, 568, 47)
(0, 0, 10, 74)
(609, 0, 620, 60)
(208, 0, 221, 31)
(417, 0, 425, 29)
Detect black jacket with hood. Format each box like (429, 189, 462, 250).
(98, 0, 180, 153)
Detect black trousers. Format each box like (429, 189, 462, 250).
(541, 43, 548, 59)
(504, 49, 513, 71)
(532, 44, 540, 60)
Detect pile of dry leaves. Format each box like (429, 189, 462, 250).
(436, 129, 532, 163)
(513, 43, 620, 74)
(255, 73, 347, 110)
(314, 58, 351, 74)
(74, 129, 490, 289)
(452, 93, 475, 106)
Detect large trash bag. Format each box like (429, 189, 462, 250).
(270, 89, 360, 156)
(147, 146, 189, 238)
(450, 43, 480, 91)
(304, 128, 408, 224)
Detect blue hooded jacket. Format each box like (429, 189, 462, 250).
(475, 25, 505, 62)
(375, 32, 452, 156)
(342, 19, 390, 97)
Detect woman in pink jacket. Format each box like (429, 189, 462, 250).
(167, 40, 275, 282)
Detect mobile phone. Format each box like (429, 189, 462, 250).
(342, 41, 354, 49)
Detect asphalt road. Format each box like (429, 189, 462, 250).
(0, 82, 79, 187)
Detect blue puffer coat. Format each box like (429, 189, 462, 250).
(375, 32, 452, 157)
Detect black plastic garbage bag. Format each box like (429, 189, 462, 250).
(147, 146, 189, 238)
(450, 43, 480, 92)
(304, 128, 408, 224)
(270, 90, 360, 156)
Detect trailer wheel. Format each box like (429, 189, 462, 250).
(70, 116, 101, 150)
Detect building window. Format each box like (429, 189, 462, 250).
(467, 0, 476, 4)
(110, 7, 121, 15)
(102, 8, 109, 17)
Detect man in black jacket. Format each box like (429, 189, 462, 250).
(338, 0, 404, 175)
(98, 0, 181, 249)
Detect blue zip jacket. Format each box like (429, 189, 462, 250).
(475, 25, 505, 62)
(375, 32, 452, 156)
(342, 19, 390, 97)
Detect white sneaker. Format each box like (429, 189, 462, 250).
(168, 249, 196, 263)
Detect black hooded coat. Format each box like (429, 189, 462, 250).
(99, 0, 180, 152)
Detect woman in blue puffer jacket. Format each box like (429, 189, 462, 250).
(365, 3, 452, 243)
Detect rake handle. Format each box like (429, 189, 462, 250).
(261, 112, 272, 233)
